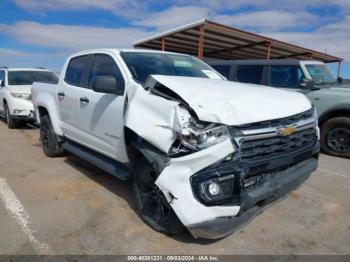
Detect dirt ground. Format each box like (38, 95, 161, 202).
(0, 121, 349, 255)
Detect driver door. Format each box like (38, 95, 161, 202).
(79, 53, 127, 162)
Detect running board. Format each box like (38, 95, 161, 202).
(63, 140, 131, 180)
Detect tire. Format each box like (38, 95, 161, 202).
(133, 158, 184, 235)
(4, 103, 17, 129)
(321, 117, 350, 158)
(40, 115, 64, 157)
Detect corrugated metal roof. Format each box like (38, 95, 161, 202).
(133, 19, 342, 63)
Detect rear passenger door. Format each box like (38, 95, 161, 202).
(78, 53, 127, 161)
(60, 55, 94, 142)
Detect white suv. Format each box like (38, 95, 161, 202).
(0, 67, 58, 128)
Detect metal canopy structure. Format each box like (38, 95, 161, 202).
(133, 19, 343, 64)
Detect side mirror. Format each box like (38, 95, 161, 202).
(300, 78, 316, 90)
(338, 76, 343, 84)
(92, 76, 124, 96)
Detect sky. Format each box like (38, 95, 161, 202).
(0, 0, 350, 78)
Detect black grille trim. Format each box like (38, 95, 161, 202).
(240, 128, 317, 161)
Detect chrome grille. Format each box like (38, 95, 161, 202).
(239, 108, 314, 131)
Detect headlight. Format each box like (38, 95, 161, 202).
(10, 92, 31, 100)
(179, 119, 231, 151)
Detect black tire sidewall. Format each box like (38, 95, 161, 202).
(133, 158, 183, 235)
(4, 104, 16, 129)
(321, 117, 350, 158)
(40, 115, 63, 157)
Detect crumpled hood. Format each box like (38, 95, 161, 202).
(149, 75, 312, 126)
(8, 85, 32, 94)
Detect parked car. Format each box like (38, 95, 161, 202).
(209, 59, 350, 158)
(32, 49, 319, 239)
(0, 67, 58, 128)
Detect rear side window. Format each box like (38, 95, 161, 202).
(269, 65, 304, 88)
(211, 65, 231, 79)
(65, 55, 93, 87)
(235, 65, 263, 84)
(88, 54, 125, 88)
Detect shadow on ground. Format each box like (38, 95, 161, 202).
(63, 153, 222, 245)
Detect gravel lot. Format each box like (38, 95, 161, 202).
(0, 120, 349, 255)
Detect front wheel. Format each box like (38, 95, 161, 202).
(133, 159, 184, 235)
(321, 117, 350, 158)
(4, 103, 17, 129)
(40, 115, 64, 157)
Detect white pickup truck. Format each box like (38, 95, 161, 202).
(32, 49, 320, 239)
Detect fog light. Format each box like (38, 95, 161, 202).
(197, 174, 236, 204)
(208, 182, 220, 196)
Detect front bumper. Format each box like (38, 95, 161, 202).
(12, 111, 35, 121)
(155, 138, 319, 239)
(187, 157, 318, 239)
(8, 97, 35, 121)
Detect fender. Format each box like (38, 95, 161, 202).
(33, 87, 64, 136)
(125, 87, 180, 154)
(318, 104, 350, 125)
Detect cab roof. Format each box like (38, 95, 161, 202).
(208, 59, 323, 66)
(0, 67, 51, 72)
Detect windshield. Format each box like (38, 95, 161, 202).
(8, 71, 59, 85)
(120, 52, 222, 84)
(305, 64, 336, 85)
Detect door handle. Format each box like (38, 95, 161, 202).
(57, 92, 65, 98)
(80, 97, 89, 104)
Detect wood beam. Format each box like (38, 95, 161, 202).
(205, 41, 269, 56)
(276, 52, 313, 59)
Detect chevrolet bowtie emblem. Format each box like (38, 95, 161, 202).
(278, 126, 297, 136)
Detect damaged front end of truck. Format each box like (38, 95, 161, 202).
(125, 75, 320, 239)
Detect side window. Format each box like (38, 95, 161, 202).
(65, 55, 93, 87)
(88, 54, 125, 89)
(235, 65, 263, 84)
(268, 65, 304, 88)
(0, 70, 4, 83)
(211, 65, 231, 79)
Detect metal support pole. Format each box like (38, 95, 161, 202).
(161, 38, 165, 51)
(266, 42, 271, 59)
(337, 61, 342, 78)
(198, 25, 204, 60)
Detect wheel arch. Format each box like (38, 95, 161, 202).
(35, 103, 64, 137)
(123, 126, 168, 173)
(319, 106, 350, 126)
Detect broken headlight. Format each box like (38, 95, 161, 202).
(179, 119, 231, 151)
